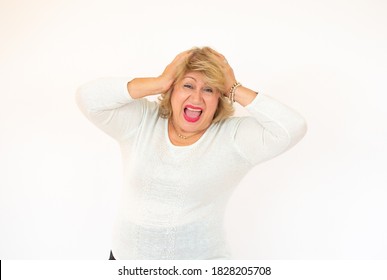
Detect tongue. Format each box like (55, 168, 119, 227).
(185, 109, 201, 118)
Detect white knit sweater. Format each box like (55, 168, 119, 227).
(76, 77, 307, 259)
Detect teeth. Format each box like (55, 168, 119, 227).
(186, 107, 202, 112)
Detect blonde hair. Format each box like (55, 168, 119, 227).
(158, 47, 234, 123)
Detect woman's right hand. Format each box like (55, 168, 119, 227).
(158, 50, 192, 92)
(127, 50, 191, 99)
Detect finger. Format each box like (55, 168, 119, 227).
(171, 50, 192, 65)
(177, 49, 193, 59)
(208, 49, 230, 67)
(208, 48, 226, 60)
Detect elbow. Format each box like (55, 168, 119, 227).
(75, 78, 104, 113)
(298, 116, 308, 139)
(75, 81, 97, 117)
(75, 84, 87, 113)
(288, 115, 308, 148)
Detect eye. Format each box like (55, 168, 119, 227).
(183, 84, 193, 89)
(203, 87, 214, 94)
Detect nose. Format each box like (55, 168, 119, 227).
(190, 88, 202, 103)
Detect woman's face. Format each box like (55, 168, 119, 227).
(170, 71, 221, 135)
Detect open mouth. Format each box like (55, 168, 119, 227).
(183, 105, 203, 123)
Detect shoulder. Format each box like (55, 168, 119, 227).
(212, 115, 253, 139)
(219, 115, 256, 129)
(141, 98, 160, 117)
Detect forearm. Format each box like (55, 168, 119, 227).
(127, 50, 192, 99)
(233, 84, 306, 140)
(246, 93, 307, 149)
(127, 77, 170, 99)
(233, 85, 258, 107)
(76, 77, 148, 141)
(76, 77, 134, 113)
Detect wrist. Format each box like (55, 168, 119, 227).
(156, 75, 174, 93)
(233, 86, 258, 107)
(228, 81, 242, 103)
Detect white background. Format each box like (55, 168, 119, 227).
(0, 0, 386, 259)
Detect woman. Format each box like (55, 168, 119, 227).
(76, 47, 307, 260)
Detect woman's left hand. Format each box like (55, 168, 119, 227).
(210, 49, 258, 106)
(208, 49, 237, 96)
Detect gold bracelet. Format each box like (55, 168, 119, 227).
(229, 82, 241, 103)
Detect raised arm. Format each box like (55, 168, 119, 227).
(210, 49, 307, 165)
(76, 77, 147, 141)
(76, 51, 192, 141)
(127, 50, 192, 98)
(234, 93, 307, 165)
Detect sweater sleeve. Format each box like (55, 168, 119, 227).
(233, 93, 307, 165)
(75, 77, 147, 142)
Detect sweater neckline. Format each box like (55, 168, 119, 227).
(164, 118, 212, 149)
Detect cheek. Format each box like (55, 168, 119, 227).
(206, 96, 220, 114)
(170, 92, 182, 110)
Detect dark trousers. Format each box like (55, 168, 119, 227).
(109, 250, 116, 260)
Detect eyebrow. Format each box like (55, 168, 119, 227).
(182, 76, 213, 89)
(183, 76, 197, 81)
